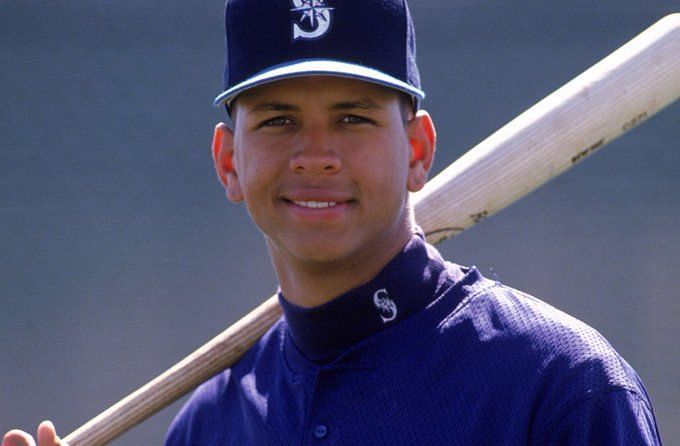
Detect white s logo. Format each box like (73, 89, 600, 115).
(373, 289, 398, 323)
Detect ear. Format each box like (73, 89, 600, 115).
(212, 122, 244, 203)
(406, 110, 436, 192)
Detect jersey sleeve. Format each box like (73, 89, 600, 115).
(543, 388, 661, 445)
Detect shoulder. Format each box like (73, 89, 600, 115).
(163, 317, 287, 446)
(442, 269, 634, 378)
(436, 269, 659, 442)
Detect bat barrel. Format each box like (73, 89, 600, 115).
(415, 13, 680, 244)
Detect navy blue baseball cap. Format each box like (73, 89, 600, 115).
(213, 0, 424, 110)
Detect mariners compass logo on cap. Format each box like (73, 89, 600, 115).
(291, 0, 334, 41)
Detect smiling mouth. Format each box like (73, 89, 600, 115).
(293, 200, 338, 209)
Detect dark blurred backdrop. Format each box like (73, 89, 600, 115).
(1, 1, 678, 444)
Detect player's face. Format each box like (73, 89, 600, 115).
(213, 76, 435, 270)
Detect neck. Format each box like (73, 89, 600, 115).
(270, 224, 414, 308)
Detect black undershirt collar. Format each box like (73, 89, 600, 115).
(278, 231, 447, 363)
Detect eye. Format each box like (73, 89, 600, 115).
(340, 114, 373, 125)
(260, 116, 294, 127)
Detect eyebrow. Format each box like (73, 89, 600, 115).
(249, 97, 383, 113)
(250, 102, 300, 113)
(330, 98, 382, 111)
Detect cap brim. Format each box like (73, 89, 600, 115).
(213, 59, 425, 107)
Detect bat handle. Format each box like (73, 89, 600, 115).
(62, 295, 282, 446)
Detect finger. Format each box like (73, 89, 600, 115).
(2, 430, 37, 446)
(36, 422, 61, 446)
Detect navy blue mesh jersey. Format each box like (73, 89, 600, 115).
(165, 233, 660, 445)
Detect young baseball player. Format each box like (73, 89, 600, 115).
(3, 1, 661, 445)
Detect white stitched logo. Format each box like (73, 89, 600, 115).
(373, 289, 398, 323)
(290, 0, 334, 41)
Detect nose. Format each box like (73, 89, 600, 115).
(289, 129, 342, 175)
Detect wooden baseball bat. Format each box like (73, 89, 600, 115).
(63, 13, 679, 445)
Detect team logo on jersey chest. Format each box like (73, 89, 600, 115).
(290, 0, 334, 41)
(373, 288, 398, 323)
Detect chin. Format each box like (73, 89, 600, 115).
(277, 235, 360, 265)
(292, 244, 355, 265)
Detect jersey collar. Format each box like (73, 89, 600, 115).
(278, 230, 447, 363)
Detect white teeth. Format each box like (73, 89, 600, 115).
(293, 200, 337, 208)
